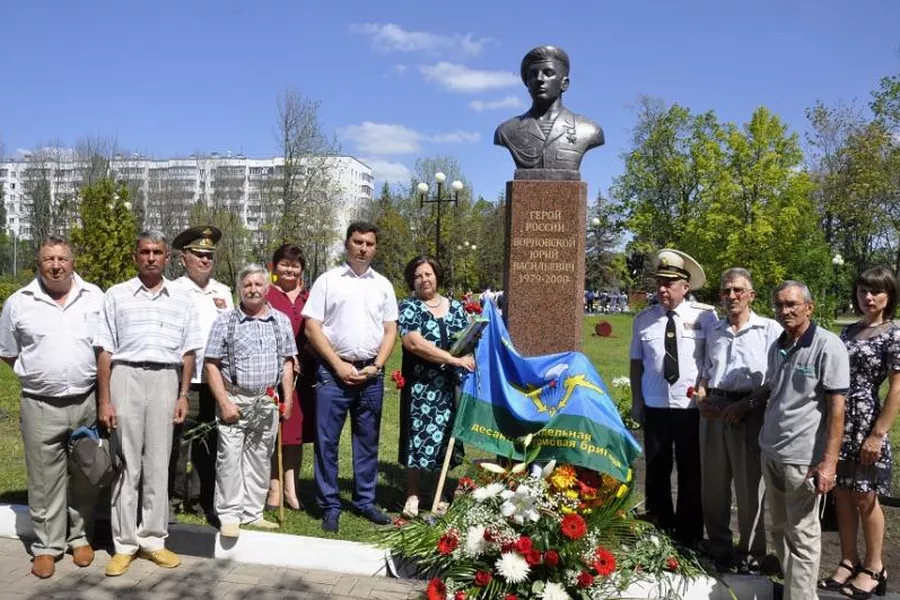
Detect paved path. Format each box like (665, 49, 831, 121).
(0, 538, 425, 600)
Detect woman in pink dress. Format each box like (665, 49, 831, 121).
(265, 243, 315, 511)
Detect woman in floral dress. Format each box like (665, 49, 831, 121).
(820, 266, 900, 599)
(397, 256, 475, 518)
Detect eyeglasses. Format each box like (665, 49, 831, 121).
(720, 287, 751, 297)
(772, 301, 808, 312)
(188, 250, 214, 260)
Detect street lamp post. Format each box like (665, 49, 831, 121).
(417, 172, 463, 264)
(832, 253, 845, 318)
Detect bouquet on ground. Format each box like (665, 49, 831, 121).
(380, 436, 703, 599)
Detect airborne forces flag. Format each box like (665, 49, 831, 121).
(452, 301, 641, 482)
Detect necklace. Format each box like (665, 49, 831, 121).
(423, 295, 443, 308)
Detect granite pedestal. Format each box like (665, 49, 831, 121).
(503, 179, 587, 356)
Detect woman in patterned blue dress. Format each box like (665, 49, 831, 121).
(397, 256, 475, 518)
(820, 266, 900, 598)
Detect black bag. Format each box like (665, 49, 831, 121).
(68, 425, 125, 488)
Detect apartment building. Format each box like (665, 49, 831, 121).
(0, 153, 374, 240)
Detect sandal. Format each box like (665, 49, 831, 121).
(819, 560, 860, 590)
(841, 567, 887, 599)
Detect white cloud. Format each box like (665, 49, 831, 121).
(420, 62, 519, 93)
(363, 158, 412, 184)
(339, 122, 422, 155)
(340, 122, 480, 155)
(350, 23, 491, 57)
(430, 131, 481, 144)
(469, 95, 525, 112)
(393, 64, 407, 75)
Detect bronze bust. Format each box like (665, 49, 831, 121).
(494, 46, 604, 180)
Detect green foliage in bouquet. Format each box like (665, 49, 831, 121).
(379, 435, 705, 599)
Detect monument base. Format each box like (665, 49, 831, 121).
(503, 180, 587, 356)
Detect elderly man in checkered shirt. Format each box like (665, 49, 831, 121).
(204, 263, 297, 538)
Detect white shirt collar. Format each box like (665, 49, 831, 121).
(340, 262, 374, 279)
(24, 273, 88, 305)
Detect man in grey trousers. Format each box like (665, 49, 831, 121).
(0, 235, 105, 579)
(96, 231, 203, 577)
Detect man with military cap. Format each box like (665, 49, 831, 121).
(630, 249, 717, 545)
(169, 225, 233, 521)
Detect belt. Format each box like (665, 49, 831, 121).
(224, 381, 272, 397)
(708, 388, 751, 401)
(115, 360, 179, 370)
(340, 357, 376, 370)
(22, 386, 95, 402)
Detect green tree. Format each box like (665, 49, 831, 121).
(70, 178, 138, 289)
(689, 107, 828, 304)
(586, 191, 626, 291)
(614, 97, 720, 252)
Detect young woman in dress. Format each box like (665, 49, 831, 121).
(820, 266, 900, 599)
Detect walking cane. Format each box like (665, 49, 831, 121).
(277, 419, 284, 525)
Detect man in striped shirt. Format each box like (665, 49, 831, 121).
(95, 230, 204, 577)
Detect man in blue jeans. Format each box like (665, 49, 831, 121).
(302, 222, 398, 532)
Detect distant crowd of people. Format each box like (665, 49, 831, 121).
(630, 248, 898, 600)
(584, 289, 629, 314)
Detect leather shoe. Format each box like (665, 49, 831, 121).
(105, 553, 136, 577)
(31, 555, 55, 579)
(138, 548, 181, 569)
(72, 545, 94, 567)
(355, 505, 391, 525)
(321, 512, 340, 533)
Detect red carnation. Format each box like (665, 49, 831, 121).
(265, 386, 277, 398)
(454, 592, 467, 600)
(437, 532, 458, 555)
(483, 529, 495, 542)
(501, 542, 515, 553)
(514, 536, 532, 554)
(666, 556, 679, 571)
(391, 370, 406, 389)
(505, 595, 519, 600)
(426, 578, 447, 600)
(594, 547, 616, 576)
(577, 571, 595, 588)
(526, 548, 543, 566)
(686, 385, 695, 398)
(458, 476, 475, 491)
(543, 549, 560, 567)
(561, 513, 587, 540)
(474, 570, 492, 587)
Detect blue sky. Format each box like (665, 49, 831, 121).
(1, 1, 898, 203)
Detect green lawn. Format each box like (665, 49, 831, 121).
(0, 314, 637, 543)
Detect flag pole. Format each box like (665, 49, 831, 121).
(431, 383, 461, 514)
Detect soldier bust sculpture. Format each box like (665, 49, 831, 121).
(494, 46, 604, 181)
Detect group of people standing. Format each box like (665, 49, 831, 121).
(630, 248, 899, 600)
(1, 220, 480, 581)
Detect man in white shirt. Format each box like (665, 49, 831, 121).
(696, 268, 782, 573)
(303, 222, 398, 533)
(169, 225, 233, 520)
(630, 249, 717, 546)
(95, 230, 203, 577)
(0, 236, 104, 579)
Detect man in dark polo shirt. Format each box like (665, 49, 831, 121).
(755, 280, 848, 600)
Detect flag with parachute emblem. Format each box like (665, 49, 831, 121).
(452, 301, 641, 482)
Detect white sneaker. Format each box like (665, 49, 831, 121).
(246, 517, 279, 530)
(402, 495, 419, 518)
(220, 523, 240, 538)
